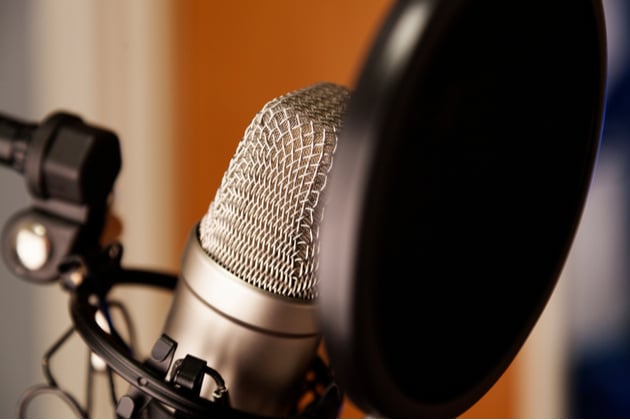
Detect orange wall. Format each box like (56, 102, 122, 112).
(170, 0, 393, 249)
(170, 1, 517, 418)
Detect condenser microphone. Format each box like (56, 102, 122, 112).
(160, 82, 350, 417)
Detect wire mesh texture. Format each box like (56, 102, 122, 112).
(199, 82, 350, 300)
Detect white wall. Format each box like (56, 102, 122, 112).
(0, 1, 176, 417)
(0, 1, 40, 417)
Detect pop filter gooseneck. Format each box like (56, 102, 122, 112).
(318, 0, 608, 418)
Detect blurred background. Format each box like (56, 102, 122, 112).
(0, 0, 628, 418)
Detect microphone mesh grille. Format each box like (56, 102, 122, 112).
(199, 82, 350, 300)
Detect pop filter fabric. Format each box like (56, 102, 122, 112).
(318, 0, 608, 418)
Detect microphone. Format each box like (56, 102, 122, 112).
(160, 82, 350, 417)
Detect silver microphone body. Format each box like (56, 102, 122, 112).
(161, 83, 349, 417)
(163, 229, 319, 416)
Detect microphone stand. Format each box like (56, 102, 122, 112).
(0, 111, 343, 419)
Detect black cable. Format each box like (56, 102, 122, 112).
(27, 325, 92, 418)
(17, 384, 88, 419)
(96, 297, 134, 357)
(42, 326, 75, 388)
(86, 349, 94, 416)
(106, 366, 119, 409)
(107, 299, 138, 355)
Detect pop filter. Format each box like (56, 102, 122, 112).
(318, 0, 608, 418)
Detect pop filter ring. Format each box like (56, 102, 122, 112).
(318, 0, 608, 418)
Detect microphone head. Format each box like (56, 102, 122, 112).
(199, 82, 350, 300)
(163, 83, 350, 416)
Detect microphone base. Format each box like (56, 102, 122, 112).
(161, 226, 321, 417)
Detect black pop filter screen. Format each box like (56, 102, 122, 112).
(319, 0, 607, 418)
